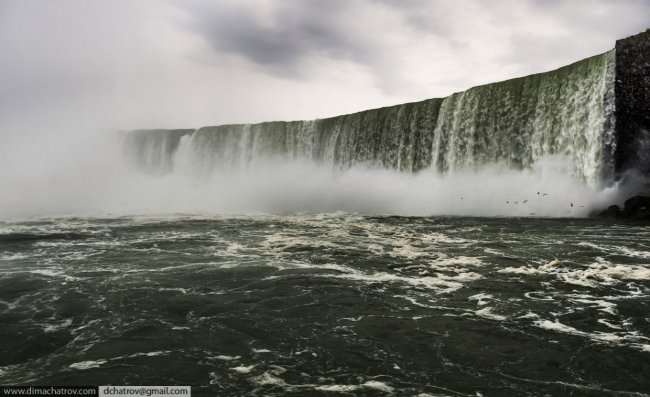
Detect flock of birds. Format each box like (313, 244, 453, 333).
(459, 191, 585, 216)
(510, 192, 585, 215)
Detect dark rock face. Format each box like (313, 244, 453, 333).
(597, 204, 622, 218)
(614, 29, 650, 175)
(623, 195, 650, 218)
(597, 196, 650, 219)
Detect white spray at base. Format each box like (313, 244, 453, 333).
(0, 129, 620, 219)
(119, 155, 620, 217)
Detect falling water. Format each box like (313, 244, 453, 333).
(128, 51, 615, 187)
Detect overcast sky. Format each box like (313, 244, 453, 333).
(0, 0, 648, 132)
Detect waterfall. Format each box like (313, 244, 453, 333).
(126, 129, 193, 174)
(431, 51, 615, 182)
(127, 50, 615, 187)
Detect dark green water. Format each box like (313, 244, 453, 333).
(1, 215, 649, 396)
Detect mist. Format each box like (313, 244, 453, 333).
(122, 155, 620, 217)
(0, 127, 623, 219)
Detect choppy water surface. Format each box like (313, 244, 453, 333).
(0, 215, 649, 396)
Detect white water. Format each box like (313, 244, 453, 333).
(0, 131, 620, 219)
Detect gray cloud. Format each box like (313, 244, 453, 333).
(185, 0, 375, 78)
(177, 0, 650, 97)
(1, 0, 649, 134)
(499, 0, 650, 74)
(369, 0, 463, 42)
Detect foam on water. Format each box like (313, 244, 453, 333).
(29, 269, 79, 282)
(469, 293, 493, 306)
(314, 384, 360, 392)
(533, 319, 650, 351)
(248, 374, 285, 388)
(69, 360, 107, 370)
(43, 319, 73, 333)
(498, 261, 650, 287)
(231, 365, 255, 374)
(362, 381, 395, 393)
(474, 307, 508, 321)
(284, 261, 483, 294)
(214, 355, 241, 361)
(247, 371, 395, 395)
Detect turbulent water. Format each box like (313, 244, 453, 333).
(1, 215, 649, 396)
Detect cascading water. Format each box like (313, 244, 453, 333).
(431, 51, 615, 183)
(96, 49, 628, 218)
(129, 51, 615, 187)
(126, 129, 194, 174)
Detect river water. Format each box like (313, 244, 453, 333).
(1, 214, 649, 396)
